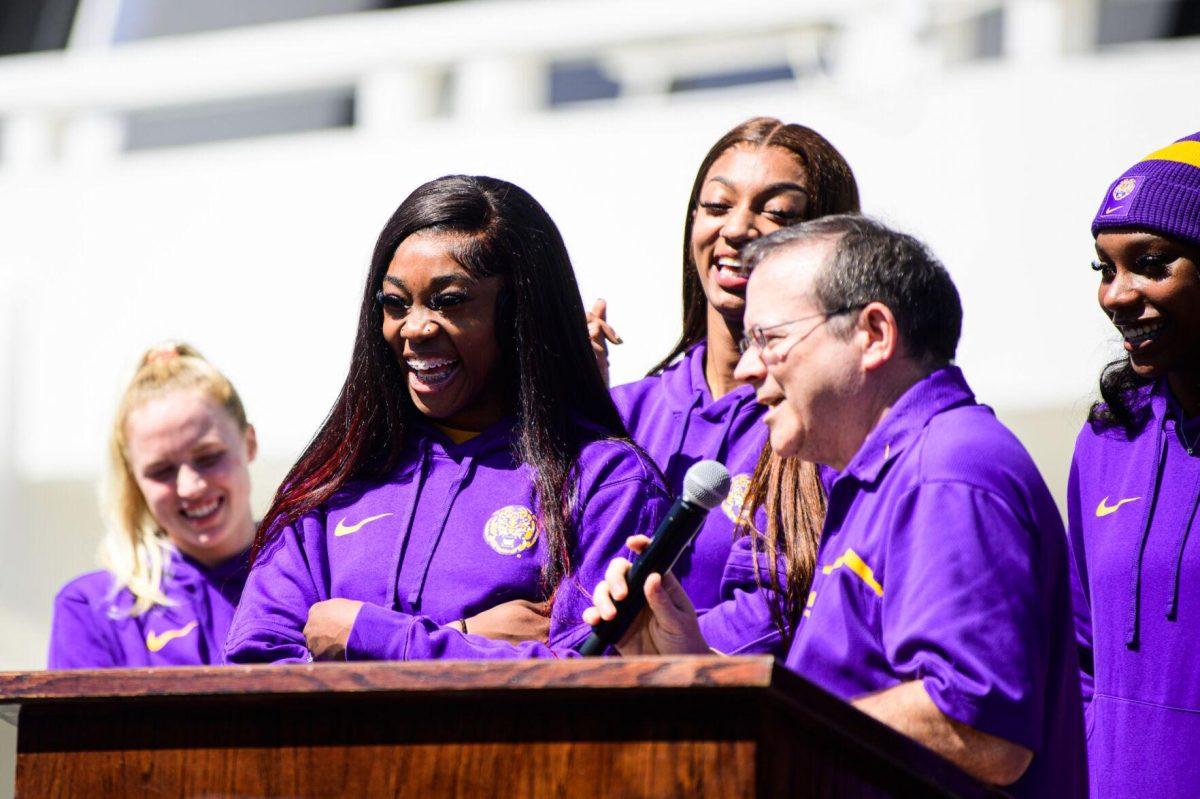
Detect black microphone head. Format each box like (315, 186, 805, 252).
(682, 460, 731, 510)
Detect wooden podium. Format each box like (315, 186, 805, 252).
(0, 656, 1005, 798)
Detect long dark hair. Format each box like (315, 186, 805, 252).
(254, 175, 627, 593)
(1089, 359, 1154, 434)
(650, 116, 862, 374)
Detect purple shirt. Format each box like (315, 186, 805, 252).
(697, 532, 790, 655)
(224, 419, 670, 663)
(613, 342, 782, 654)
(1067, 380, 1200, 798)
(48, 547, 249, 668)
(784, 367, 1085, 798)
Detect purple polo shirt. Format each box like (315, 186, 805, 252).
(224, 418, 670, 663)
(1067, 380, 1200, 798)
(48, 547, 249, 668)
(613, 341, 782, 654)
(784, 366, 1085, 798)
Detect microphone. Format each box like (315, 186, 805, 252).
(577, 460, 731, 656)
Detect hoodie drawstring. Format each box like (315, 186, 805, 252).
(406, 452, 481, 610)
(714, 393, 756, 467)
(1126, 420, 1168, 649)
(664, 391, 704, 486)
(197, 577, 216, 663)
(1166, 432, 1200, 621)
(388, 439, 431, 610)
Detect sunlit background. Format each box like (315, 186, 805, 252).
(1, 0, 1198, 789)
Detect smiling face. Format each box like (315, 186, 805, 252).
(380, 231, 506, 430)
(690, 145, 809, 321)
(124, 389, 257, 567)
(1094, 230, 1200, 382)
(734, 240, 860, 464)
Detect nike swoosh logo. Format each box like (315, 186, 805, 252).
(146, 621, 198, 653)
(1096, 496, 1140, 517)
(1104, 206, 1122, 214)
(334, 512, 393, 537)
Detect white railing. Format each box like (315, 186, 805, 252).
(0, 0, 1130, 169)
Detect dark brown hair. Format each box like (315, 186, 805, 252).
(737, 452, 827, 637)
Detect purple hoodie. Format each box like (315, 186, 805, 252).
(48, 547, 249, 668)
(1067, 380, 1200, 798)
(786, 367, 1085, 799)
(224, 419, 670, 663)
(696, 531, 791, 656)
(612, 342, 783, 655)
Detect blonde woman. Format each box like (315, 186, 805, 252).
(48, 343, 257, 667)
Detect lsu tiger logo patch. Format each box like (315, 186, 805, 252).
(484, 505, 539, 556)
(1112, 178, 1137, 201)
(721, 473, 753, 523)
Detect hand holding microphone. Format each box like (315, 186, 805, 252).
(578, 461, 731, 656)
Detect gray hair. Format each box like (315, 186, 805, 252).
(742, 215, 962, 365)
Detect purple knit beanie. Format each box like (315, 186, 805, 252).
(1091, 131, 1200, 248)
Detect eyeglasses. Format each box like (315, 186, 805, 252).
(738, 306, 862, 365)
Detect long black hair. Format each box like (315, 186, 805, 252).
(1089, 359, 1154, 434)
(650, 116, 862, 374)
(255, 175, 627, 592)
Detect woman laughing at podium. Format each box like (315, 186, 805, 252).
(225, 175, 668, 663)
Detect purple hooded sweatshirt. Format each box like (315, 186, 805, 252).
(48, 547, 249, 668)
(784, 367, 1086, 799)
(612, 341, 784, 655)
(1067, 380, 1200, 798)
(224, 418, 670, 663)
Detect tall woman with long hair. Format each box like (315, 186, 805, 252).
(1069, 131, 1200, 798)
(49, 343, 258, 667)
(225, 175, 669, 663)
(600, 117, 860, 652)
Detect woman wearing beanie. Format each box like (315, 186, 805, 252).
(1069, 131, 1200, 797)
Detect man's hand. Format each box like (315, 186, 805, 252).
(463, 599, 552, 644)
(586, 298, 622, 386)
(304, 598, 364, 661)
(582, 535, 710, 655)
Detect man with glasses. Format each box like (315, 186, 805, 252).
(586, 216, 1085, 797)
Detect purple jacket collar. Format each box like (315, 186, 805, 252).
(663, 342, 759, 421)
(840, 365, 977, 486)
(408, 415, 518, 456)
(1163, 380, 1200, 441)
(166, 546, 252, 602)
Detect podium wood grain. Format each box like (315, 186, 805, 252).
(0, 657, 1006, 798)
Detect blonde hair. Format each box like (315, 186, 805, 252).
(100, 342, 249, 615)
